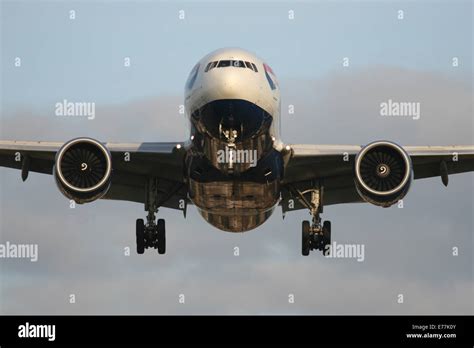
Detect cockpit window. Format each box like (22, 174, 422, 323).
(205, 61, 218, 72)
(233, 60, 246, 68)
(217, 60, 231, 68)
(204, 60, 258, 72)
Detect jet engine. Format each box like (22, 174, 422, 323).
(354, 141, 412, 207)
(54, 138, 112, 204)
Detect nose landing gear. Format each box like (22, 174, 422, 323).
(292, 182, 331, 256)
(136, 178, 166, 255)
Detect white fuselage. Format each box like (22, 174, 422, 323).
(183, 48, 284, 232)
(184, 48, 282, 146)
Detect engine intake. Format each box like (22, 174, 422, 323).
(354, 141, 412, 207)
(54, 138, 112, 203)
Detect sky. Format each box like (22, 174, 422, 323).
(0, 0, 472, 314)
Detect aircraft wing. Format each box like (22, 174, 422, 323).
(281, 144, 474, 212)
(0, 140, 187, 210)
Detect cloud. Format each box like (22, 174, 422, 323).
(2, 96, 188, 142)
(281, 66, 473, 145)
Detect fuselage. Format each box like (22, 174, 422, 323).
(184, 48, 284, 232)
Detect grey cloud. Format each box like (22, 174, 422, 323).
(281, 67, 473, 145)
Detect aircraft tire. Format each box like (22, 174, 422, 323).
(302, 220, 310, 256)
(136, 218, 145, 254)
(322, 221, 331, 255)
(157, 218, 166, 254)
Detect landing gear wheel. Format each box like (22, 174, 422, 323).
(322, 220, 331, 255)
(157, 218, 166, 254)
(136, 219, 145, 254)
(302, 220, 310, 256)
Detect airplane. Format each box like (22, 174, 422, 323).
(1, 47, 473, 256)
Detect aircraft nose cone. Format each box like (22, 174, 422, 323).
(213, 70, 243, 99)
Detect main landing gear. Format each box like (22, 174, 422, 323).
(136, 178, 166, 255)
(293, 183, 331, 256)
(136, 212, 166, 255)
(301, 219, 331, 256)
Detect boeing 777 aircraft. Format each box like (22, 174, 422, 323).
(1, 48, 473, 256)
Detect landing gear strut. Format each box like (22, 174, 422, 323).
(294, 183, 331, 256)
(136, 178, 166, 255)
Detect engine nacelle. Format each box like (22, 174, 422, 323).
(354, 141, 412, 207)
(54, 138, 112, 204)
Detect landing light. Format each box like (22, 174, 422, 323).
(176, 144, 182, 149)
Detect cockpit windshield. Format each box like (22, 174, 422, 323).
(205, 60, 258, 72)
